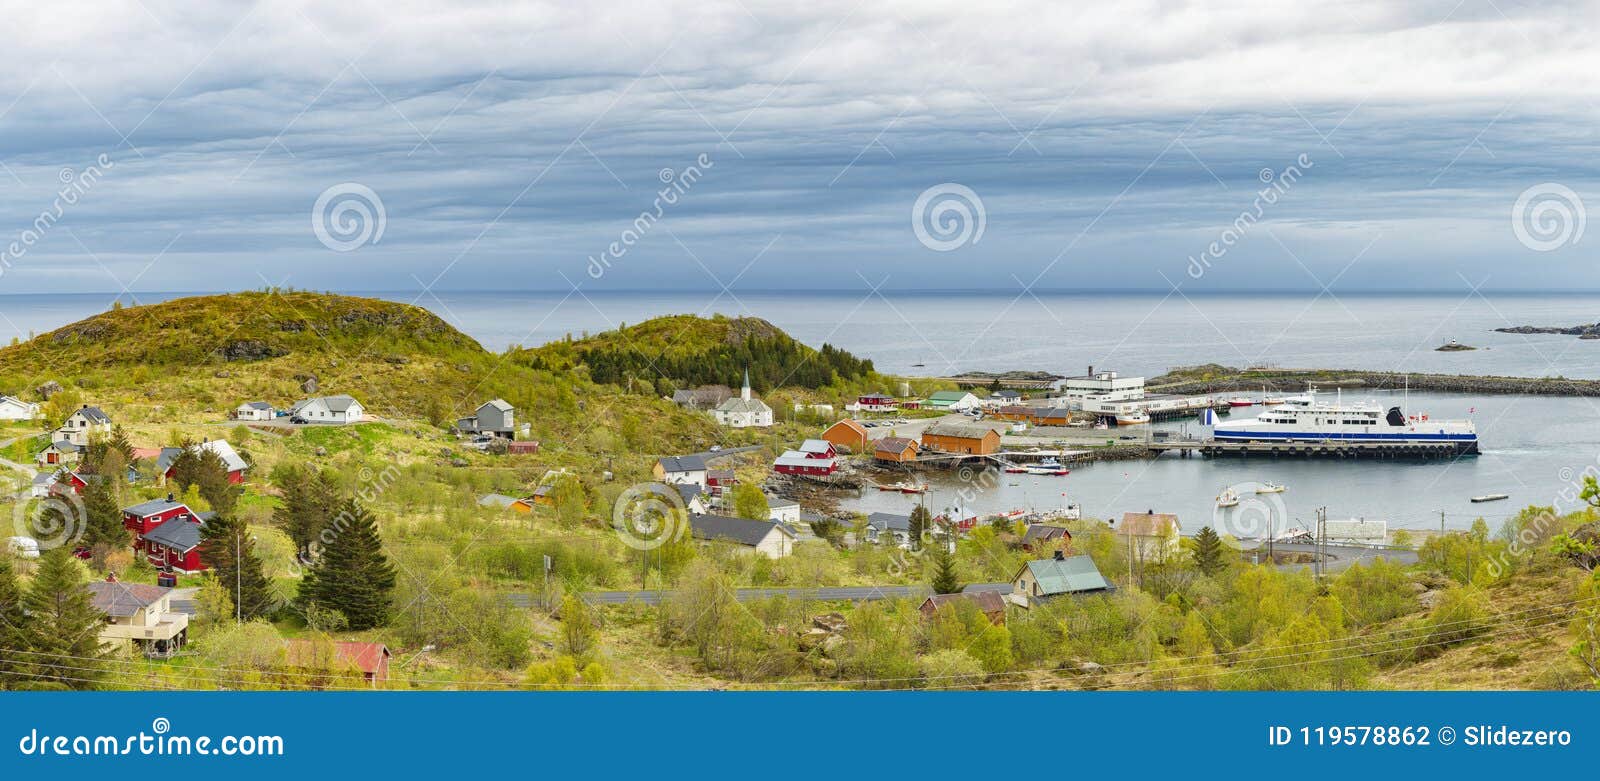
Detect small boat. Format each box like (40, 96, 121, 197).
(1227, 397, 1256, 408)
(1216, 487, 1240, 507)
(1003, 465, 1028, 474)
(899, 483, 930, 494)
(1470, 493, 1509, 503)
(1026, 466, 1070, 476)
(1255, 482, 1286, 494)
(1115, 410, 1150, 425)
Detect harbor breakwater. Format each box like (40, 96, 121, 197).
(1147, 365, 1600, 397)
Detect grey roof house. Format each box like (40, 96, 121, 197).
(456, 399, 516, 438)
(1012, 552, 1112, 604)
(688, 514, 797, 558)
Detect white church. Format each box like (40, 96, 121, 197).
(713, 369, 774, 428)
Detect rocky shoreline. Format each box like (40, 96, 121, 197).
(1494, 323, 1600, 339)
(1149, 364, 1600, 397)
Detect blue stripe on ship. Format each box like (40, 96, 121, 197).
(1213, 430, 1477, 442)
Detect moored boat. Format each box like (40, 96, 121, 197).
(1471, 493, 1509, 503)
(1211, 389, 1478, 453)
(1255, 482, 1286, 494)
(1216, 487, 1240, 507)
(1115, 410, 1150, 426)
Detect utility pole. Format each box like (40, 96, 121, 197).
(1315, 507, 1327, 579)
(1440, 509, 1447, 575)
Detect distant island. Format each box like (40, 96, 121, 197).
(1436, 339, 1477, 351)
(1495, 323, 1600, 340)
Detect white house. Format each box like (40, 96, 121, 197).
(233, 401, 275, 421)
(689, 514, 797, 558)
(0, 396, 40, 421)
(766, 495, 801, 525)
(654, 455, 709, 486)
(55, 405, 112, 446)
(86, 578, 189, 658)
(1117, 510, 1183, 561)
(713, 370, 773, 428)
(290, 394, 365, 424)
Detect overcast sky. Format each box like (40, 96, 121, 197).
(1, 0, 1597, 296)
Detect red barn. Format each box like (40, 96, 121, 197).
(773, 451, 837, 476)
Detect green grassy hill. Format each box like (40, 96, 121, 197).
(516, 314, 873, 393)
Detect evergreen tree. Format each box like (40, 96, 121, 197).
(195, 448, 238, 517)
(1193, 525, 1227, 577)
(929, 543, 962, 595)
(167, 440, 204, 492)
(0, 559, 29, 685)
(80, 475, 125, 552)
(22, 549, 109, 689)
(105, 425, 135, 465)
(200, 514, 275, 621)
(907, 505, 932, 551)
(298, 499, 396, 631)
(275, 469, 337, 560)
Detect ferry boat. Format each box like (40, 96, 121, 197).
(1115, 410, 1150, 426)
(1211, 389, 1478, 453)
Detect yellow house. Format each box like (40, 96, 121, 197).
(87, 578, 189, 658)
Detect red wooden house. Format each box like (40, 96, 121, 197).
(705, 468, 736, 496)
(50, 471, 90, 496)
(773, 451, 837, 476)
(142, 513, 210, 573)
(853, 393, 898, 413)
(157, 440, 248, 485)
(797, 439, 838, 459)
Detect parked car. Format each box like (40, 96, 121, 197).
(290, 415, 309, 424)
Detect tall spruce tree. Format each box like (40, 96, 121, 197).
(22, 549, 109, 689)
(298, 499, 396, 631)
(0, 559, 29, 686)
(200, 514, 275, 621)
(274, 468, 337, 560)
(167, 440, 204, 493)
(195, 448, 238, 516)
(80, 475, 125, 551)
(1193, 525, 1227, 577)
(907, 504, 932, 551)
(929, 543, 962, 595)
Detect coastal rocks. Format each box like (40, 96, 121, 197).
(1494, 323, 1600, 339)
(1558, 521, 1600, 570)
(1435, 340, 1476, 352)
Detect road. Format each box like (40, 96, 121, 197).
(1239, 541, 1418, 572)
(561, 582, 1013, 607)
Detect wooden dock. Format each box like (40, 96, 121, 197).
(1145, 439, 1476, 459)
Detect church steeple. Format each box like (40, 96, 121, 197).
(741, 368, 751, 401)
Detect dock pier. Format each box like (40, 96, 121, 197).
(1145, 439, 1477, 459)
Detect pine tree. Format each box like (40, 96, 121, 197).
(298, 499, 396, 631)
(200, 514, 275, 621)
(105, 425, 135, 465)
(167, 440, 203, 492)
(0, 559, 30, 685)
(195, 448, 238, 517)
(929, 543, 962, 595)
(275, 469, 337, 560)
(22, 549, 109, 689)
(1193, 525, 1226, 576)
(907, 504, 932, 551)
(80, 475, 125, 551)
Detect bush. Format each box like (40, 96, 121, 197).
(919, 649, 985, 688)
